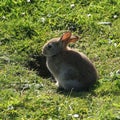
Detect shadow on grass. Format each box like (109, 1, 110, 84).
(26, 54, 52, 78)
(56, 81, 100, 98)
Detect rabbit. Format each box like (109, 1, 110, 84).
(42, 31, 98, 91)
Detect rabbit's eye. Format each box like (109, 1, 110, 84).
(48, 44, 52, 49)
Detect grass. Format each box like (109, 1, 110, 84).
(0, 0, 120, 119)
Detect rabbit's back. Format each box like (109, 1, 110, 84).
(63, 50, 98, 83)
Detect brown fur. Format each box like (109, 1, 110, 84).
(42, 32, 98, 91)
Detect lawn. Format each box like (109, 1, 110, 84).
(0, 0, 120, 119)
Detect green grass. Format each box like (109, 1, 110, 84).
(0, 0, 120, 119)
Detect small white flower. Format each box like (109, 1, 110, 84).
(73, 114, 79, 118)
(108, 39, 112, 44)
(113, 15, 118, 19)
(87, 14, 91, 17)
(70, 4, 75, 8)
(41, 17, 45, 23)
(8, 105, 14, 110)
(27, 0, 31, 2)
(114, 43, 117, 47)
(2, 16, 6, 19)
(110, 72, 114, 77)
(47, 14, 51, 17)
(21, 12, 25, 16)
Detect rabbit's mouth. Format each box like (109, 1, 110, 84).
(42, 45, 52, 56)
(42, 49, 52, 57)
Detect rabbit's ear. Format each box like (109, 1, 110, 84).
(60, 32, 79, 47)
(69, 36, 79, 43)
(60, 32, 71, 41)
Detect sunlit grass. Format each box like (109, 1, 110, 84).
(0, 0, 120, 119)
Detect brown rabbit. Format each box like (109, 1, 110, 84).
(42, 32, 98, 91)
